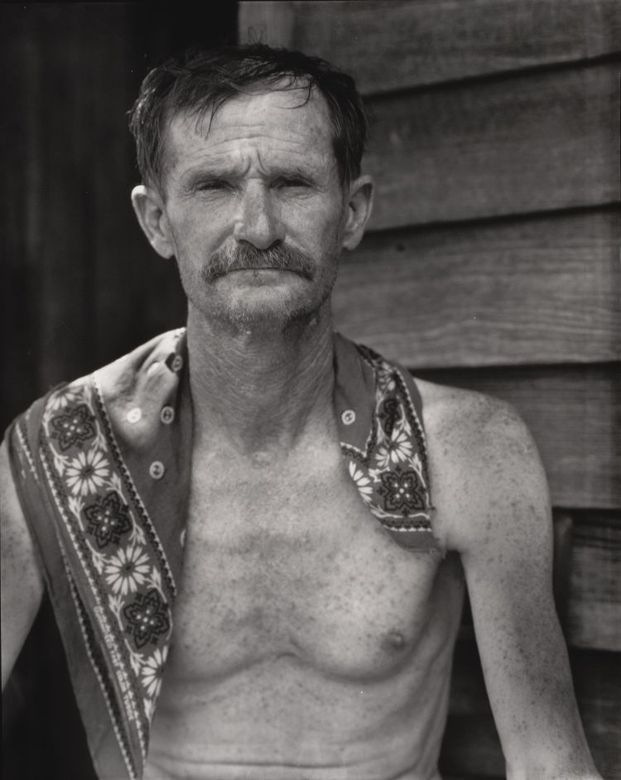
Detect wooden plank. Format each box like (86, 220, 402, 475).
(568, 515, 621, 651)
(239, 1, 621, 93)
(442, 644, 621, 778)
(364, 63, 620, 229)
(333, 210, 620, 368)
(415, 365, 619, 510)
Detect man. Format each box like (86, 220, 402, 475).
(1, 44, 600, 780)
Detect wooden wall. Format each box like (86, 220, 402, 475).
(239, 2, 621, 778)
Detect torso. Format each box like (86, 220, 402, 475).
(145, 403, 465, 780)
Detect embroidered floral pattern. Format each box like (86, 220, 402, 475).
(375, 425, 413, 468)
(105, 545, 151, 596)
(123, 589, 170, 649)
(340, 345, 433, 536)
(50, 404, 96, 450)
(347, 461, 374, 503)
(140, 647, 167, 699)
(66, 449, 110, 496)
(84, 491, 132, 549)
(378, 397, 401, 438)
(377, 469, 426, 514)
(39, 378, 176, 772)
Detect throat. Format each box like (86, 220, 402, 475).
(187, 306, 336, 453)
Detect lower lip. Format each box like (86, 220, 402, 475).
(222, 268, 302, 284)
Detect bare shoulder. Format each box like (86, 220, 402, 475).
(1, 438, 43, 687)
(414, 378, 550, 556)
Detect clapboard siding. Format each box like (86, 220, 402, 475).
(239, 0, 621, 93)
(416, 364, 619, 510)
(569, 515, 621, 651)
(442, 642, 621, 777)
(364, 63, 619, 229)
(333, 209, 620, 367)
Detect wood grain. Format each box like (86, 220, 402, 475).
(568, 515, 621, 651)
(239, 0, 621, 93)
(333, 210, 620, 367)
(415, 364, 620, 510)
(364, 63, 620, 229)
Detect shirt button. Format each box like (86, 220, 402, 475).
(170, 355, 183, 372)
(127, 407, 142, 424)
(160, 405, 175, 424)
(341, 409, 356, 425)
(149, 461, 165, 480)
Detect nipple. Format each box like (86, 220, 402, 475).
(385, 629, 407, 651)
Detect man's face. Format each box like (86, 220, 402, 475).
(155, 87, 351, 329)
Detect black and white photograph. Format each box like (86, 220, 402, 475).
(2, 2, 620, 778)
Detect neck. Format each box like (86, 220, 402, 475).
(187, 303, 336, 456)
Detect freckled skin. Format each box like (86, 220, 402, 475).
(1, 87, 601, 780)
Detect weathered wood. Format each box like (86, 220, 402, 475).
(568, 515, 621, 651)
(415, 365, 619, 510)
(443, 641, 621, 778)
(239, 0, 621, 93)
(333, 210, 620, 367)
(364, 63, 620, 229)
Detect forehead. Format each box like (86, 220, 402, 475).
(163, 86, 335, 177)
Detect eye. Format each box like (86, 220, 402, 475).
(196, 179, 230, 192)
(275, 177, 309, 189)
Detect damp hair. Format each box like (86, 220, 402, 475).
(128, 43, 369, 190)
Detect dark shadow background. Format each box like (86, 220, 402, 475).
(1, 4, 237, 777)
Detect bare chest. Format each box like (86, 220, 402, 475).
(165, 449, 461, 685)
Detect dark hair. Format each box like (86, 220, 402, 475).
(128, 43, 368, 189)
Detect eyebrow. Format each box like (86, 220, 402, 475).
(182, 163, 319, 188)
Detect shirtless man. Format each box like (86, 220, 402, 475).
(1, 44, 600, 780)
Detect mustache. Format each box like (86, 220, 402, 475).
(203, 244, 316, 283)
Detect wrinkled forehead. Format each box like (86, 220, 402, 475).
(160, 83, 335, 179)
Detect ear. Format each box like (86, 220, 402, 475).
(341, 174, 374, 251)
(130, 185, 175, 259)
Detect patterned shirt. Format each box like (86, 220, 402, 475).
(6, 329, 437, 779)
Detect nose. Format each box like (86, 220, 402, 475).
(233, 182, 284, 250)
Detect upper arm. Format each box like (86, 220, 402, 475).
(429, 390, 600, 778)
(1, 438, 44, 688)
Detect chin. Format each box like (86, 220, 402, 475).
(205, 285, 333, 332)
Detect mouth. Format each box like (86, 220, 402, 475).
(213, 266, 311, 282)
